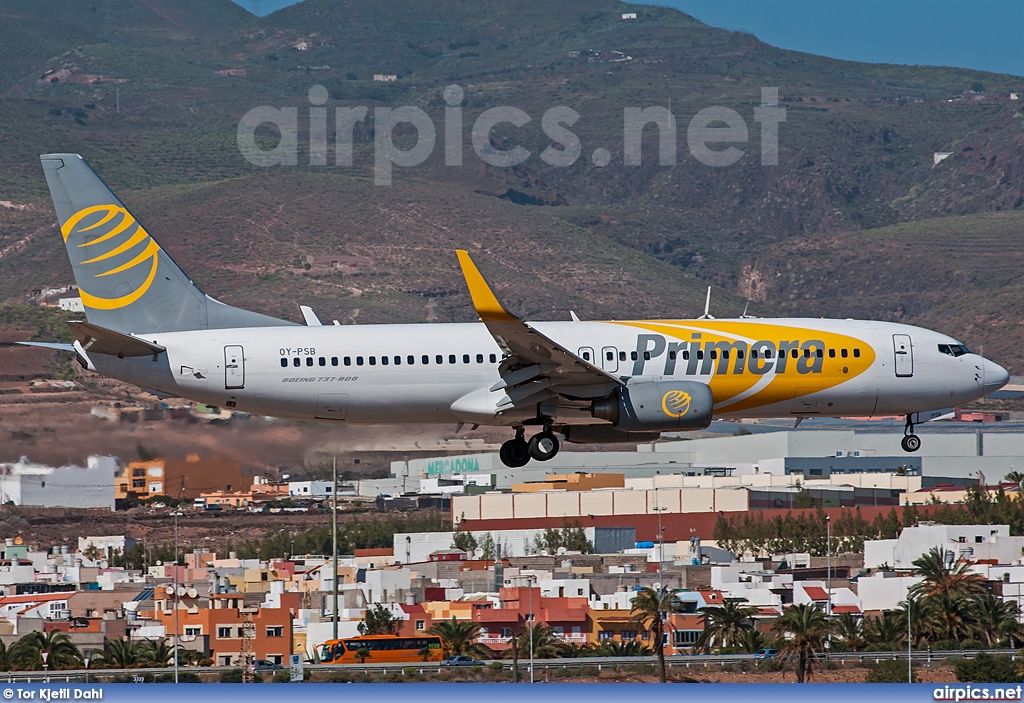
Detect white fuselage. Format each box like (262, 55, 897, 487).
(89, 317, 1005, 426)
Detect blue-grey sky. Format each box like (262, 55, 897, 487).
(232, 0, 1023, 77)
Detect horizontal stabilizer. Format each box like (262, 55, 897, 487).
(17, 341, 76, 352)
(67, 321, 165, 357)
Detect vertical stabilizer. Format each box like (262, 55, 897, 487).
(40, 153, 294, 334)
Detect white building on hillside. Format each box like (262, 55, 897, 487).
(864, 524, 1020, 569)
(0, 456, 117, 510)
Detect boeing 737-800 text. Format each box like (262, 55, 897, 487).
(27, 154, 1009, 468)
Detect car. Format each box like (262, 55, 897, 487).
(203, 504, 223, 512)
(753, 648, 778, 660)
(253, 659, 284, 671)
(440, 655, 486, 667)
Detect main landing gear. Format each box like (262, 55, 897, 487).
(499, 424, 561, 468)
(902, 414, 921, 453)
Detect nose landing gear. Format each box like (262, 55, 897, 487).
(499, 423, 561, 467)
(901, 415, 921, 453)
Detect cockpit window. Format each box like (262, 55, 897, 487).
(938, 343, 970, 357)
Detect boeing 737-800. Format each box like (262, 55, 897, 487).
(27, 154, 1009, 468)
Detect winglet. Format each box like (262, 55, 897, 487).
(456, 250, 517, 322)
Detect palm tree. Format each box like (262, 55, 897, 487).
(629, 586, 677, 684)
(1004, 471, 1024, 488)
(926, 593, 975, 642)
(513, 624, 566, 659)
(561, 642, 595, 658)
(94, 637, 148, 669)
(738, 627, 767, 655)
(772, 603, 831, 683)
(835, 612, 866, 652)
(0, 640, 12, 672)
(864, 611, 905, 651)
(910, 547, 987, 600)
(694, 599, 758, 653)
(139, 639, 179, 667)
(969, 593, 1019, 648)
(592, 639, 652, 656)
(426, 617, 492, 659)
(11, 631, 82, 670)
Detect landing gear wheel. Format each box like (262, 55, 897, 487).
(901, 434, 921, 453)
(528, 431, 560, 462)
(499, 438, 531, 468)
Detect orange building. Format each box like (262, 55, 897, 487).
(116, 456, 252, 500)
(147, 593, 295, 666)
(511, 473, 625, 493)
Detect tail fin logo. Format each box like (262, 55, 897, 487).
(661, 390, 692, 418)
(61, 205, 161, 311)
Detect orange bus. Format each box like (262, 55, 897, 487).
(319, 635, 444, 663)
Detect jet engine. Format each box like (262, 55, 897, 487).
(591, 380, 713, 432)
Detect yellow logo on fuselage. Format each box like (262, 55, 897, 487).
(662, 390, 691, 417)
(612, 320, 877, 413)
(61, 205, 161, 310)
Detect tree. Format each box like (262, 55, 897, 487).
(925, 593, 974, 642)
(866, 659, 917, 683)
(451, 529, 477, 554)
(592, 639, 651, 656)
(910, 547, 987, 600)
(513, 624, 567, 659)
(955, 652, 1021, 683)
(835, 612, 866, 652)
(94, 638, 148, 669)
(426, 618, 492, 659)
(358, 603, 400, 636)
(694, 599, 758, 653)
(864, 611, 905, 651)
(1004, 471, 1024, 488)
(12, 631, 82, 671)
(139, 639, 179, 667)
(772, 604, 831, 683)
(971, 593, 1020, 648)
(630, 586, 677, 683)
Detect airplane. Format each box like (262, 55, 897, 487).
(26, 153, 1009, 468)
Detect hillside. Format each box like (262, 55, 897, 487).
(0, 0, 1021, 371)
(738, 211, 1024, 371)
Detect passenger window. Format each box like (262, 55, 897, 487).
(791, 349, 798, 359)
(369, 356, 376, 366)
(722, 350, 729, 360)
(408, 356, 415, 365)
(765, 350, 773, 359)
(293, 358, 300, 367)
(668, 351, 676, 360)
(710, 350, 718, 360)
(619, 351, 626, 361)
(803, 348, 810, 358)
(631, 351, 638, 361)
(697, 350, 704, 360)
(643, 351, 650, 360)
(853, 348, 861, 358)
(449, 354, 456, 364)
(306, 357, 313, 366)
(394, 356, 401, 365)
(476, 354, 484, 363)
(751, 350, 758, 359)
(332, 357, 338, 366)
(489, 354, 497, 363)
(381, 356, 388, 366)
(436, 355, 443, 364)
(737, 350, 744, 360)
(582, 351, 591, 361)
(606, 351, 614, 361)
(422, 355, 429, 364)
(828, 349, 836, 358)
(319, 357, 326, 366)
(344, 356, 352, 366)
(356, 356, 364, 366)
(463, 354, 470, 364)
(816, 349, 823, 358)
(683, 350, 690, 361)
(841, 349, 848, 358)
(280, 358, 287, 368)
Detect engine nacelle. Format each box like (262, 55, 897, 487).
(591, 380, 713, 432)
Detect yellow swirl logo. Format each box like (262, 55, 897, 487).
(61, 205, 160, 310)
(661, 390, 691, 418)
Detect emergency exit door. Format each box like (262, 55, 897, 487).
(893, 334, 913, 377)
(224, 345, 245, 389)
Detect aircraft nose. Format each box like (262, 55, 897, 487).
(983, 358, 1010, 395)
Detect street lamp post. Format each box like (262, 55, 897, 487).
(529, 581, 534, 684)
(908, 596, 913, 683)
(826, 514, 832, 664)
(171, 510, 183, 684)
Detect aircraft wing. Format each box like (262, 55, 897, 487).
(66, 320, 166, 357)
(17, 342, 76, 352)
(456, 250, 622, 409)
